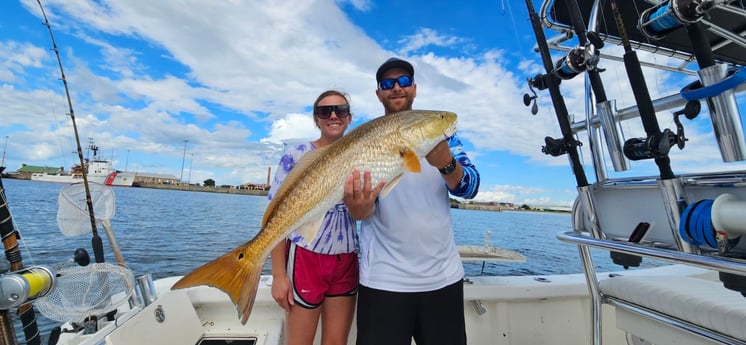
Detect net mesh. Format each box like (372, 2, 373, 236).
(57, 183, 116, 236)
(35, 263, 135, 322)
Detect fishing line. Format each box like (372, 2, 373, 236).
(40, 87, 72, 171)
(501, 0, 524, 53)
(36, 0, 106, 264)
(595, 0, 613, 42)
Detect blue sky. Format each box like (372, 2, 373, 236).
(1, 0, 744, 207)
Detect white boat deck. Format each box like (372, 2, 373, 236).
(46, 264, 725, 345)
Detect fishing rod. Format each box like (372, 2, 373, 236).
(561, 0, 631, 174)
(524, 0, 589, 188)
(36, 0, 105, 264)
(608, 0, 677, 180)
(607, 0, 706, 259)
(0, 170, 42, 345)
(559, 0, 606, 101)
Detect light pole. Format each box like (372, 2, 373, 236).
(188, 153, 194, 184)
(125, 149, 130, 171)
(1, 136, 7, 167)
(180, 140, 188, 182)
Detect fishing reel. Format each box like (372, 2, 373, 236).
(0, 260, 55, 309)
(523, 79, 539, 115)
(622, 100, 700, 160)
(639, 0, 719, 40)
(0, 248, 90, 310)
(524, 34, 604, 115)
(553, 43, 601, 80)
(552, 31, 604, 81)
(542, 136, 583, 157)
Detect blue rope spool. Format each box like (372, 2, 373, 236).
(680, 199, 718, 248)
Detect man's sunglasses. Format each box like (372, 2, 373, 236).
(315, 104, 351, 119)
(378, 75, 413, 91)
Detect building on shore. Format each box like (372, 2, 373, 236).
(133, 172, 179, 185)
(12, 164, 64, 179)
(240, 166, 272, 191)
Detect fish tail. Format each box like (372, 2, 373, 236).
(171, 244, 265, 324)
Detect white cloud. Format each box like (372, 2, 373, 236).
(6, 0, 742, 203)
(397, 28, 466, 56)
(262, 113, 316, 145)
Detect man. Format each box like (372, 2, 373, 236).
(344, 57, 480, 345)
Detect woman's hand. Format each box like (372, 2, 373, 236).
(271, 274, 293, 312)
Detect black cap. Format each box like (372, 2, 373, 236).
(376, 57, 414, 83)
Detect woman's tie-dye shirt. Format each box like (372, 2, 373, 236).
(267, 142, 358, 255)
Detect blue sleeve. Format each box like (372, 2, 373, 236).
(447, 134, 479, 199)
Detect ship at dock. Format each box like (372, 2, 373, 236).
(30, 141, 135, 187)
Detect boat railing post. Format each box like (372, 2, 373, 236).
(576, 185, 603, 345)
(578, 245, 602, 345)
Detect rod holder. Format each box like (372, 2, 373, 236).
(699, 64, 746, 162)
(659, 177, 697, 254)
(135, 274, 157, 306)
(597, 100, 629, 172)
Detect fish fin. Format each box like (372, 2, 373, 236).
(401, 147, 421, 173)
(171, 242, 264, 325)
(379, 174, 403, 199)
(296, 216, 324, 243)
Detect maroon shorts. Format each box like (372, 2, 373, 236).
(286, 241, 359, 309)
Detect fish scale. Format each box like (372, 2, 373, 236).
(172, 109, 457, 324)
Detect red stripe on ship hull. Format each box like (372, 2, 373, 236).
(105, 172, 117, 185)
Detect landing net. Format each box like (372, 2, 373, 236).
(57, 183, 116, 237)
(35, 263, 134, 322)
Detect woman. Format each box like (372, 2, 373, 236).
(268, 90, 357, 345)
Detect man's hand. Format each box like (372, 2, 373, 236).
(426, 140, 453, 168)
(426, 140, 462, 189)
(343, 170, 385, 220)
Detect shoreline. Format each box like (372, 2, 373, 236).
(133, 182, 269, 196)
(1, 175, 568, 213)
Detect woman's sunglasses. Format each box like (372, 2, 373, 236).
(315, 104, 350, 119)
(378, 75, 413, 91)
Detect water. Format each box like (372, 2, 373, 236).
(0, 178, 665, 342)
(4, 178, 662, 279)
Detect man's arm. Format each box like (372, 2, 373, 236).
(426, 135, 480, 199)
